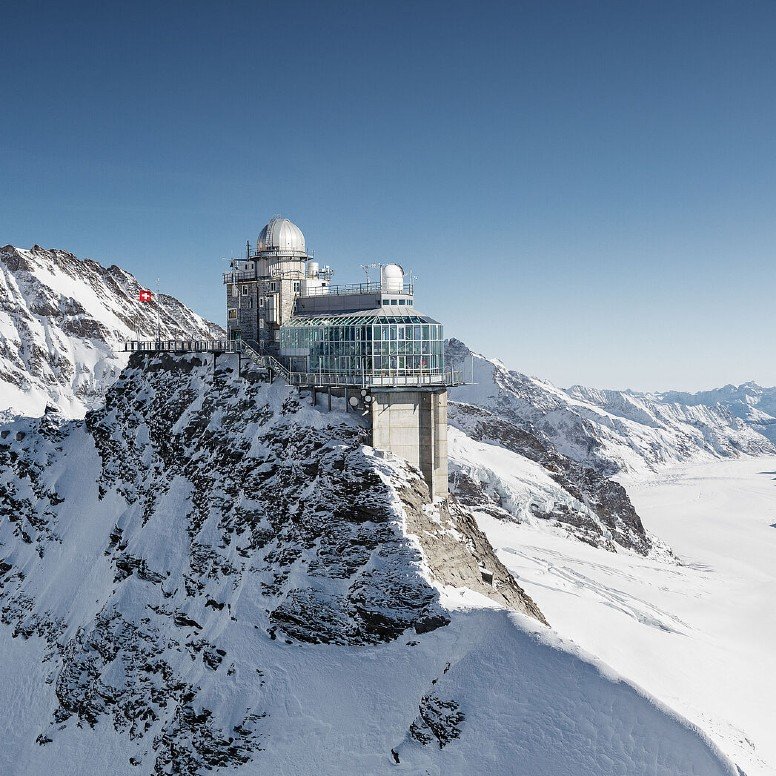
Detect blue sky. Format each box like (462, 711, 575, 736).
(2, 0, 776, 391)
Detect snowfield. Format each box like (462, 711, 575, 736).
(475, 453, 776, 776)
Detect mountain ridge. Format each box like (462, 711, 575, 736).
(0, 244, 223, 419)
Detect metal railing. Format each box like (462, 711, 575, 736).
(239, 340, 292, 381)
(301, 281, 413, 297)
(124, 340, 238, 353)
(281, 369, 462, 388)
(221, 272, 414, 298)
(122, 341, 463, 388)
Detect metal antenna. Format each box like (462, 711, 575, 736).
(360, 262, 381, 284)
(156, 277, 161, 341)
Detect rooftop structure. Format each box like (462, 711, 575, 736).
(257, 216, 307, 257)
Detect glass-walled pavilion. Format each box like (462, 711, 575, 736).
(279, 310, 445, 379)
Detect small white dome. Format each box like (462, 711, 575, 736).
(381, 263, 404, 293)
(257, 217, 306, 256)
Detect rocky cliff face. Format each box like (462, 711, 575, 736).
(0, 353, 737, 775)
(0, 353, 541, 772)
(0, 245, 223, 419)
(448, 402, 651, 555)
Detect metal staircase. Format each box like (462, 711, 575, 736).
(240, 340, 292, 382)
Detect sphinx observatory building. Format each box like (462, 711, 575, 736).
(222, 216, 459, 499)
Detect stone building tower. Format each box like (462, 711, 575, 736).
(223, 216, 331, 350)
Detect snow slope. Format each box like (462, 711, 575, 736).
(0, 353, 737, 775)
(0, 244, 223, 418)
(472, 453, 776, 776)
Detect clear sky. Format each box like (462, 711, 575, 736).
(2, 0, 776, 391)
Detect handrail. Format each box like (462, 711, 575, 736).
(122, 341, 463, 387)
(222, 271, 414, 298)
(265, 354, 292, 381)
(124, 340, 238, 353)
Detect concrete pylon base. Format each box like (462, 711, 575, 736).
(370, 387, 448, 500)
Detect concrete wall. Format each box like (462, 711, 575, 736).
(371, 388, 448, 500)
(295, 292, 381, 315)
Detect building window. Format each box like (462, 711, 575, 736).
(398, 298, 406, 305)
(390, 298, 398, 305)
(231, 284, 238, 297)
(293, 281, 300, 293)
(228, 309, 238, 320)
(242, 286, 248, 296)
(269, 281, 278, 292)
(382, 299, 390, 306)
(259, 297, 265, 308)
(248, 300, 253, 309)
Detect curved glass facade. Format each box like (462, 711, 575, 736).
(279, 312, 444, 378)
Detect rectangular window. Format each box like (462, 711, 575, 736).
(390, 298, 398, 305)
(259, 297, 265, 308)
(241, 286, 248, 296)
(270, 281, 278, 292)
(382, 299, 390, 306)
(293, 281, 301, 293)
(398, 298, 406, 305)
(228, 309, 238, 320)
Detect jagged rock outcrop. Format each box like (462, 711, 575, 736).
(0, 353, 541, 772)
(448, 402, 650, 554)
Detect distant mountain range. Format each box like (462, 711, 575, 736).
(654, 382, 776, 444)
(446, 339, 775, 476)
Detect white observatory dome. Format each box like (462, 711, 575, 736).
(257, 217, 307, 256)
(381, 263, 405, 293)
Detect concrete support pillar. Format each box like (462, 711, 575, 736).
(370, 388, 448, 500)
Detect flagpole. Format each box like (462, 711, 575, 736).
(156, 277, 160, 342)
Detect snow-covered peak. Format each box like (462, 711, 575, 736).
(655, 382, 776, 442)
(446, 339, 775, 474)
(0, 244, 223, 419)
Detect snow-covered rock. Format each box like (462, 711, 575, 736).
(0, 353, 738, 775)
(0, 245, 223, 419)
(656, 381, 776, 444)
(447, 339, 775, 476)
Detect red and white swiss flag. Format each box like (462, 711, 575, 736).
(138, 289, 153, 303)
